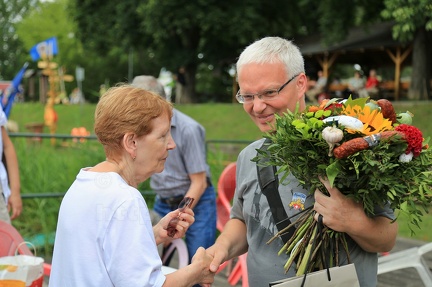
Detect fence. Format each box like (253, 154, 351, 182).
(9, 132, 252, 200)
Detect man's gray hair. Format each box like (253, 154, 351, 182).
(236, 37, 305, 80)
(131, 75, 167, 99)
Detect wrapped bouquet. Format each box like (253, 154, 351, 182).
(255, 97, 432, 275)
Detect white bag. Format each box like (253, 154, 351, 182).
(269, 263, 360, 287)
(0, 255, 44, 287)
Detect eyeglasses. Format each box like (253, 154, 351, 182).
(166, 197, 194, 238)
(235, 74, 300, 104)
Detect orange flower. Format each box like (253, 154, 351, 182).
(308, 106, 319, 112)
(342, 104, 393, 135)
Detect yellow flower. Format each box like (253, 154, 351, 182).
(342, 104, 393, 135)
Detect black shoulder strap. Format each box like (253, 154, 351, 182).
(257, 139, 294, 244)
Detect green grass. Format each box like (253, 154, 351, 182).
(10, 103, 99, 136)
(9, 101, 432, 139)
(6, 100, 432, 258)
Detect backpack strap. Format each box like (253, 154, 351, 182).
(257, 139, 294, 244)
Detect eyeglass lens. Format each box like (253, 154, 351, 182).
(166, 197, 194, 238)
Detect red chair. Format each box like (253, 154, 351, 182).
(216, 162, 237, 232)
(215, 162, 248, 287)
(0, 220, 51, 277)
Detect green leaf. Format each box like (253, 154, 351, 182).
(326, 161, 340, 187)
(315, 110, 324, 118)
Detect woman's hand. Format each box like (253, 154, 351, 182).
(164, 247, 215, 287)
(153, 207, 195, 245)
(190, 247, 215, 287)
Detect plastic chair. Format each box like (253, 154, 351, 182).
(0, 220, 51, 277)
(378, 242, 432, 287)
(216, 162, 236, 232)
(215, 162, 249, 287)
(222, 253, 248, 287)
(162, 238, 189, 269)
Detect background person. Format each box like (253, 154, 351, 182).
(0, 109, 21, 223)
(305, 70, 327, 103)
(131, 76, 217, 271)
(364, 69, 380, 98)
(347, 70, 367, 98)
(205, 36, 398, 287)
(49, 85, 214, 287)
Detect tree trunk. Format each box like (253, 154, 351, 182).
(408, 28, 431, 100)
(182, 65, 197, 103)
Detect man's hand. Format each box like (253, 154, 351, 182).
(313, 177, 364, 233)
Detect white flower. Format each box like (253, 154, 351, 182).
(322, 115, 364, 131)
(399, 152, 414, 163)
(322, 126, 343, 156)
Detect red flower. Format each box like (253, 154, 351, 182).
(325, 103, 343, 111)
(395, 124, 423, 157)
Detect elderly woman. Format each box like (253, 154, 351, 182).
(49, 85, 214, 287)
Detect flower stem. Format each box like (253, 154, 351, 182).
(296, 224, 318, 276)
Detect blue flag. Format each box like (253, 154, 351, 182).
(29, 37, 59, 61)
(2, 62, 29, 118)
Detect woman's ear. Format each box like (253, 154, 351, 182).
(122, 132, 137, 155)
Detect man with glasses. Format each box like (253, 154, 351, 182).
(206, 37, 397, 287)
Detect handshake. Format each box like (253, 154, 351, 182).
(154, 197, 222, 287)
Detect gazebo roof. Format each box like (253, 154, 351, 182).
(295, 22, 411, 67)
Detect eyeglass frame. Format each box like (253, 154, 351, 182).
(235, 73, 300, 104)
(166, 196, 194, 238)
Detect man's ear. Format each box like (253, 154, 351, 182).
(296, 73, 308, 94)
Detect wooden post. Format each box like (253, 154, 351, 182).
(386, 46, 412, 101)
(316, 52, 339, 78)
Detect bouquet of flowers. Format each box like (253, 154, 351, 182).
(255, 97, 432, 276)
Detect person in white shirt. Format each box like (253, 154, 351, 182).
(0, 109, 21, 223)
(50, 85, 214, 287)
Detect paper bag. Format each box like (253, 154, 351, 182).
(0, 255, 44, 287)
(269, 263, 360, 287)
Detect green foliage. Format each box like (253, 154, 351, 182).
(14, 0, 143, 103)
(299, 0, 386, 46)
(70, 0, 317, 102)
(0, 0, 37, 80)
(382, 0, 432, 42)
(4, 0, 432, 103)
(15, 0, 82, 96)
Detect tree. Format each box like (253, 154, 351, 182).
(71, 0, 315, 103)
(294, 0, 431, 100)
(382, 0, 432, 100)
(16, 0, 79, 65)
(15, 0, 86, 101)
(314, 0, 385, 45)
(15, 0, 146, 103)
(0, 0, 37, 80)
